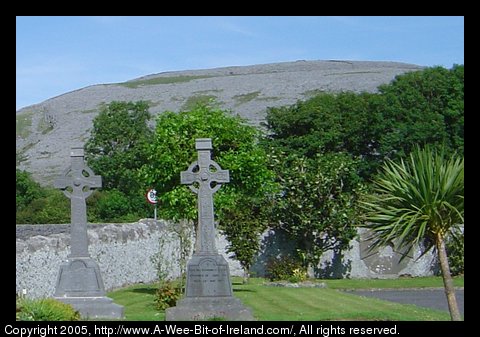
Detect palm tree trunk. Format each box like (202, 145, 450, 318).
(436, 233, 462, 321)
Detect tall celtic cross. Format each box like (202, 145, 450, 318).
(54, 146, 101, 258)
(180, 138, 229, 254)
(166, 138, 254, 320)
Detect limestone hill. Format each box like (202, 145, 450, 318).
(16, 60, 421, 185)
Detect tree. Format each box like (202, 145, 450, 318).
(264, 65, 464, 180)
(360, 145, 463, 320)
(267, 150, 363, 274)
(265, 92, 384, 177)
(85, 101, 153, 196)
(16, 169, 71, 224)
(139, 103, 277, 281)
(85, 101, 153, 221)
(16, 169, 43, 212)
(378, 65, 464, 160)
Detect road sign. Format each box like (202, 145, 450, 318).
(146, 188, 158, 204)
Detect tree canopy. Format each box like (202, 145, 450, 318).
(264, 65, 464, 179)
(140, 103, 277, 278)
(85, 101, 153, 195)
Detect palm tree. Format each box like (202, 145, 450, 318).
(360, 145, 464, 321)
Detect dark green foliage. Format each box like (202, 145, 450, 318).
(265, 92, 386, 177)
(268, 151, 362, 268)
(86, 189, 145, 223)
(16, 188, 70, 224)
(446, 230, 464, 276)
(378, 65, 464, 161)
(85, 101, 152, 196)
(154, 281, 182, 311)
(85, 101, 153, 221)
(263, 65, 463, 277)
(16, 168, 71, 224)
(266, 256, 307, 282)
(16, 169, 43, 212)
(265, 65, 464, 179)
(16, 297, 80, 321)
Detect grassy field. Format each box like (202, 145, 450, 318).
(108, 276, 462, 321)
(120, 75, 214, 88)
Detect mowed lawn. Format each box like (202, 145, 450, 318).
(108, 277, 462, 321)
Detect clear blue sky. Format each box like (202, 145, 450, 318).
(16, 16, 464, 110)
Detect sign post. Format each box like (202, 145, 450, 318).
(146, 188, 158, 221)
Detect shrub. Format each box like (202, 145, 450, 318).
(446, 232, 464, 276)
(266, 256, 308, 283)
(154, 281, 182, 311)
(16, 297, 80, 321)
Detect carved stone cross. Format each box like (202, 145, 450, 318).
(180, 138, 229, 254)
(54, 146, 101, 258)
(166, 138, 254, 320)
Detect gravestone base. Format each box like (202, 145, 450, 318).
(165, 254, 254, 321)
(165, 297, 254, 321)
(54, 257, 124, 319)
(55, 296, 124, 319)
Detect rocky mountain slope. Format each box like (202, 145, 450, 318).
(16, 60, 422, 185)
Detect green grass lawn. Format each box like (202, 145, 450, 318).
(108, 277, 461, 321)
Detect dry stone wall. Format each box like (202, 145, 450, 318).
(16, 220, 437, 299)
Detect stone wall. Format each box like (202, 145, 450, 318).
(251, 228, 438, 279)
(16, 221, 437, 299)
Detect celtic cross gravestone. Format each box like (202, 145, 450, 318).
(180, 138, 230, 255)
(53, 145, 123, 319)
(166, 138, 254, 321)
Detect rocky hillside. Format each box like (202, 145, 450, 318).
(16, 60, 421, 185)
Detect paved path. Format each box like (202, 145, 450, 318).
(348, 289, 464, 316)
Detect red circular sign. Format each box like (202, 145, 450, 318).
(146, 188, 158, 204)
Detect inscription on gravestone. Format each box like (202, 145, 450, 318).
(166, 138, 254, 320)
(53, 145, 123, 319)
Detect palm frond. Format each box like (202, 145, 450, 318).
(360, 145, 464, 253)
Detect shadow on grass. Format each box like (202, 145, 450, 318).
(233, 288, 256, 293)
(130, 288, 157, 295)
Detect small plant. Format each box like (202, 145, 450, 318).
(154, 281, 182, 311)
(266, 256, 307, 283)
(16, 297, 80, 321)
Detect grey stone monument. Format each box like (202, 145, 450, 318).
(166, 138, 254, 321)
(53, 145, 124, 319)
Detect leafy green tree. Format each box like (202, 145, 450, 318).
(85, 101, 153, 196)
(267, 150, 363, 272)
(84, 101, 153, 221)
(265, 92, 384, 163)
(86, 189, 143, 223)
(16, 169, 70, 224)
(16, 188, 70, 224)
(265, 65, 464, 179)
(140, 103, 277, 280)
(360, 145, 463, 320)
(16, 169, 43, 212)
(378, 65, 464, 160)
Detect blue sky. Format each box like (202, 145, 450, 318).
(16, 16, 464, 110)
